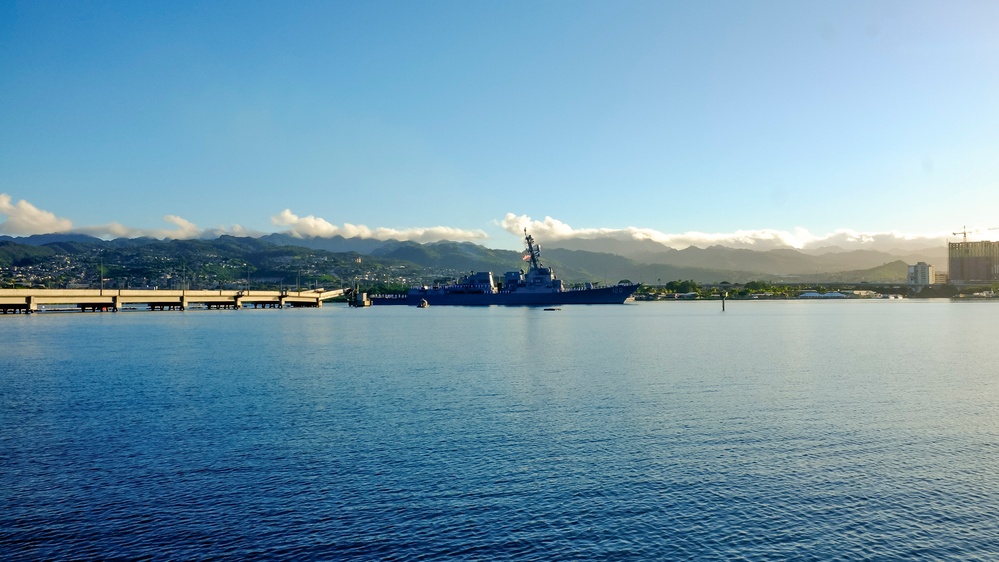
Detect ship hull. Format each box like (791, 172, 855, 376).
(370, 284, 640, 306)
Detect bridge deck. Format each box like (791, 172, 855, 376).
(0, 288, 345, 313)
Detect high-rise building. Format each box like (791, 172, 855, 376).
(907, 262, 935, 286)
(948, 241, 999, 284)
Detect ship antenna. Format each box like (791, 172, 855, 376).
(524, 229, 542, 270)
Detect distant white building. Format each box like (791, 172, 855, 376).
(907, 262, 935, 287)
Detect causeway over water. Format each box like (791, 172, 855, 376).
(0, 288, 344, 313)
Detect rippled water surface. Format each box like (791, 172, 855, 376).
(3, 300, 999, 560)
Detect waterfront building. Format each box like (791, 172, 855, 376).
(934, 271, 949, 285)
(907, 262, 935, 287)
(948, 241, 999, 284)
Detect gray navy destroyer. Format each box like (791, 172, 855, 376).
(370, 231, 640, 306)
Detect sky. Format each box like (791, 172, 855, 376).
(2, 0, 998, 251)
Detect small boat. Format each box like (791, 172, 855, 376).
(417, 299, 429, 308)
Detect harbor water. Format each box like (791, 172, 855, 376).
(2, 300, 998, 560)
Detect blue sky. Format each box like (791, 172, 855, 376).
(2, 1, 998, 250)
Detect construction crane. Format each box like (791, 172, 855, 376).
(953, 226, 999, 242)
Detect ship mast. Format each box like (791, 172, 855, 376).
(524, 229, 542, 270)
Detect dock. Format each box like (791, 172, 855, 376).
(0, 288, 345, 314)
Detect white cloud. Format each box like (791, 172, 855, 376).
(73, 215, 258, 240)
(271, 209, 489, 243)
(200, 224, 260, 238)
(74, 215, 199, 239)
(799, 228, 954, 252)
(0, 194, 262, 240)
(0, 193, 74, 235)
(500, 213, 953, 252)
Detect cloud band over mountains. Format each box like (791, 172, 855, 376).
(0, 193, 961, 252)
(499, 213, 954, 253)
(270, 209, 489, 243)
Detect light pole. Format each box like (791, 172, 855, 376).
(244, 263, 250, 292)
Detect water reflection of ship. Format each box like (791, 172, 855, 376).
(370, 230, 641, 306)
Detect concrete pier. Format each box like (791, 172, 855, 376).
(0, 288, 345, 314)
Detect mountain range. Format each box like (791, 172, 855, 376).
(543, 237, 945, 275)
(1, 232, 948, 284)
(257, 233, 943, 283)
